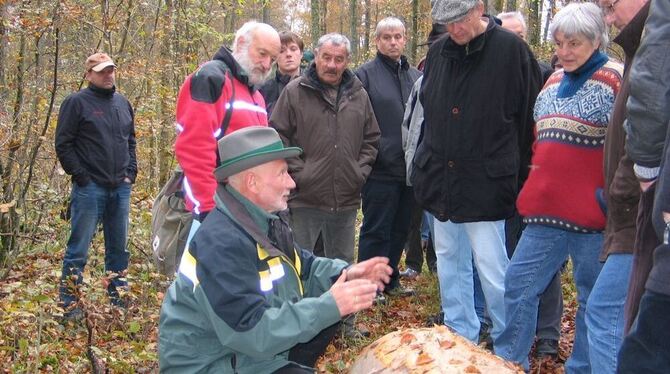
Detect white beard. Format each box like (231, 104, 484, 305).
(234, 48, 272, 86)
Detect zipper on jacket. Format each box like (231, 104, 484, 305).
(231, 354, 237, 373)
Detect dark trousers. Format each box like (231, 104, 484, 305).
(273, 323, 340, 373)
(405, 204, 436, 272)
(358, 180, 413, 288)
(618, 290, 670, 374)
(624, 184, 661, 333)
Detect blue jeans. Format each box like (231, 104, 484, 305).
(496, 224, 603, 373)
(586, 253, 633, 373)
(358, 180, 413, 288)
(433, 219, 508, 342)
(59, 181, 131, 307)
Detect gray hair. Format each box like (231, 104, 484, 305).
(232, 21, 276, 52)
(375, 17, 406, 38)
(497, 11, 527, 32)
(549, 2, 609, 51)
(315, 33, 351, 57)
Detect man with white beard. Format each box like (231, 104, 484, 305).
(175, 21, 280, 241)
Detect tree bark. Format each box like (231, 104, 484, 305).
(363, 0, 370, 59)
(311, 0, 320, 48)
(409, 0, 419, 64)
(349, 0, 358, 62)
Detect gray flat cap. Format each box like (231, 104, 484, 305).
(431, 0, 478, 24)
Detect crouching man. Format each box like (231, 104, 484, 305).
(158, 126, 392, 373)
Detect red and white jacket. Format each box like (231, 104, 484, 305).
(175, 47, 268, 216)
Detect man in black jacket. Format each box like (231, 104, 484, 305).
(55, 53, 137, 320)
(412, 0, 541, 344)
(356, 17, 421, 296)
(260, 31, 304, 116)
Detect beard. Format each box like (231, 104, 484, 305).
(234, 47, 272, 86)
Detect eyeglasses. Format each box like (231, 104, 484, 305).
(601, 0, 620, 15)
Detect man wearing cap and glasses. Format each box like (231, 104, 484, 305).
(55, 52, 137, 320)
(159, 126, 392, 373)
(411, 0, 541, 346)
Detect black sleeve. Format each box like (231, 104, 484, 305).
(55, 95, 90, 186)
(126, 100, 138, 182)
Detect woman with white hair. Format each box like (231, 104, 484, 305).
(495, 3, 623, 373)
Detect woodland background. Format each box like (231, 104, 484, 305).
(0, 0, 598, 371)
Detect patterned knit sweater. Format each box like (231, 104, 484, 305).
(517, 52, 623, 233)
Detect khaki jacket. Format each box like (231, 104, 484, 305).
(270, 64, 380, 211)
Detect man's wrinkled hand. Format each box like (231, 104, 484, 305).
(346, 257, 392, 292)
(330, 271, 378, 317)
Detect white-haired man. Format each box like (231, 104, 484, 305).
(174, 21, 280, 242)
(159, 126, 392, 372)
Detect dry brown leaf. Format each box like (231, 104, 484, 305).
(464, 365, 481, 373)
(439, 339, 455, 349)
(416, 352, 434, 366)
(400, 333, 416, 344)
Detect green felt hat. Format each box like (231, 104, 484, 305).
(214, 126, 302, 181)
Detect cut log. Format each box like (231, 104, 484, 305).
(349, 326, 523, 373)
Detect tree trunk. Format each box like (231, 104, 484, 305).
(409, 0, 419, 64)
(543, 0, 555, 42)
(158, 0, 176, 189)
(311, 0, 320, 48)
(0, 3, 8, 113)
(261, 0, 270, 23)
(363, 0, 370, 59)
(349, 0, 358, 62)
(321, 0, 328, 36)
(505, 0, 517, 12)
(528, 0, 540, 45)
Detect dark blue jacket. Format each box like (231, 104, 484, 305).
(55, 84, 137, 187)
(356, 52, 421, 182)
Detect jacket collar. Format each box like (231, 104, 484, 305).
(613, 1, 650, 63)
(304, 62, 357, 93)
(442, 15, 496, 58)
(376, 51, 410, 72)
(87, 83, 115, 97)
(212, 46, 255, 90)
(219, 184, 277, 234)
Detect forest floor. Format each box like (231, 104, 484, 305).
(0, 205, 577, 373)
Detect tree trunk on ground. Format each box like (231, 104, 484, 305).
(350, 327, 524, 373)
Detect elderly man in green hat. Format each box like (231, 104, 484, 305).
(158, 126, 392, 373)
